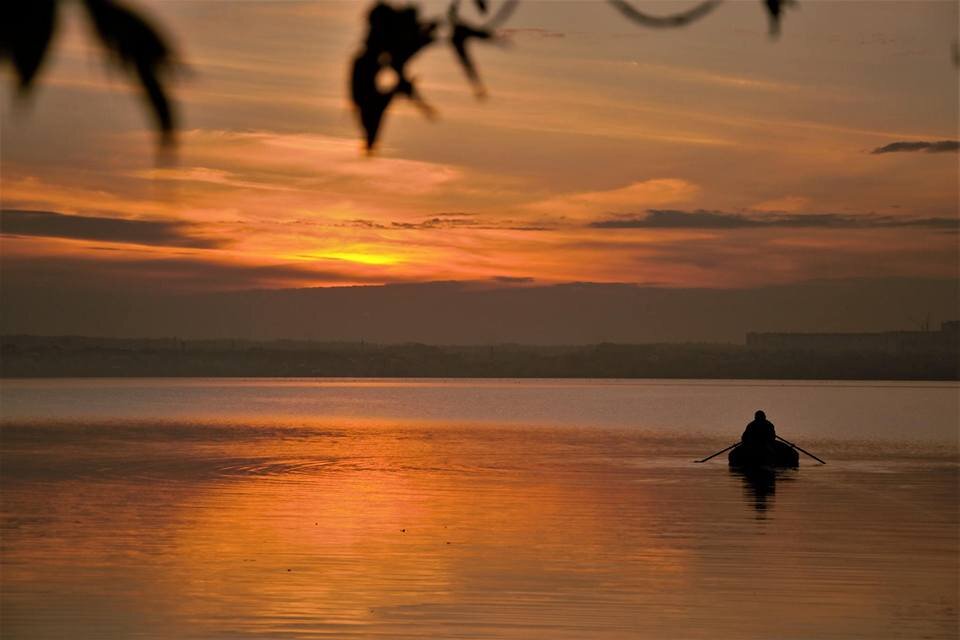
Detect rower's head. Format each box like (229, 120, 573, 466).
(755, 410, 766, 420)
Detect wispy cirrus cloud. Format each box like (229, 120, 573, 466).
(589, 209, 960, 231)
(336, 214, 554, 232)
(0, 209, 225, 248)
(528, 179, 701, 218)
(138, 130, 465, 197)
(871, 140, 959, 154)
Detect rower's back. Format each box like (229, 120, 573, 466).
(742, 410, 776, 446)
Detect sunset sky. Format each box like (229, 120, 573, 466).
(2, 0, 958, 295)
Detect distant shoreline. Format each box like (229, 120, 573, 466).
(3, 336, 957, 381)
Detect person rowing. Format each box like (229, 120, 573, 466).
(741, 409, 776, 448)
(694, 413, 826, 465)
(730, 409, 797, 468)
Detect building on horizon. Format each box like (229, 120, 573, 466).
(746, 321, 959, 354)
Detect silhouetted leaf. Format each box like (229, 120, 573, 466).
(352, 2, 439, 150)
(0, 1, 58, 92)
(448, 0, 518, 97)
(351, 54, 396, 150)
(82, 0, 177, 145)
(763, 0, 797, 37)
(608, 0, 722, 28)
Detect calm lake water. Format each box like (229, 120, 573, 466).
(1, 378, 957, 639)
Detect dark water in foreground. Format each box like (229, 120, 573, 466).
(1, 379, 957, 639)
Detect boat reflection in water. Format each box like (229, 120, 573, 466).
(731, 467, 797, 516)
(727, 438, 801, 516)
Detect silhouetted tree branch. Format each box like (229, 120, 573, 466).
(352, 0, 733, 150)
(4, 0, 952, 155)
(608, 0, 722, 29)
(1, 0, 177, 147)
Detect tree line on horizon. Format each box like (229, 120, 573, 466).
(2, 335, 956, 380)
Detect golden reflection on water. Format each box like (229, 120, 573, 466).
(149, 426, 696, 638)
(2, 418, 958, 639)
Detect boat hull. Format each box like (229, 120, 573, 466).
(728, 440, 799, 468)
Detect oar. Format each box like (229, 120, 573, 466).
(694, 442, 740, 463)
(776, 435, 826, 464)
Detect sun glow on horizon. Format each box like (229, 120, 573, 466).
(303, 251, 403, 266)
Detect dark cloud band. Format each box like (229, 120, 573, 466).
(871, 140, 959, 154)
(589, 209, 959, 231)
(0, 209, 223, 248)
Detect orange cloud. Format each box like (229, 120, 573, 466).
(527, 179, 701, 218)
(751, 196, 811, 213)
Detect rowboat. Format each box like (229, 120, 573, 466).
(728, 440, 799, 468)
